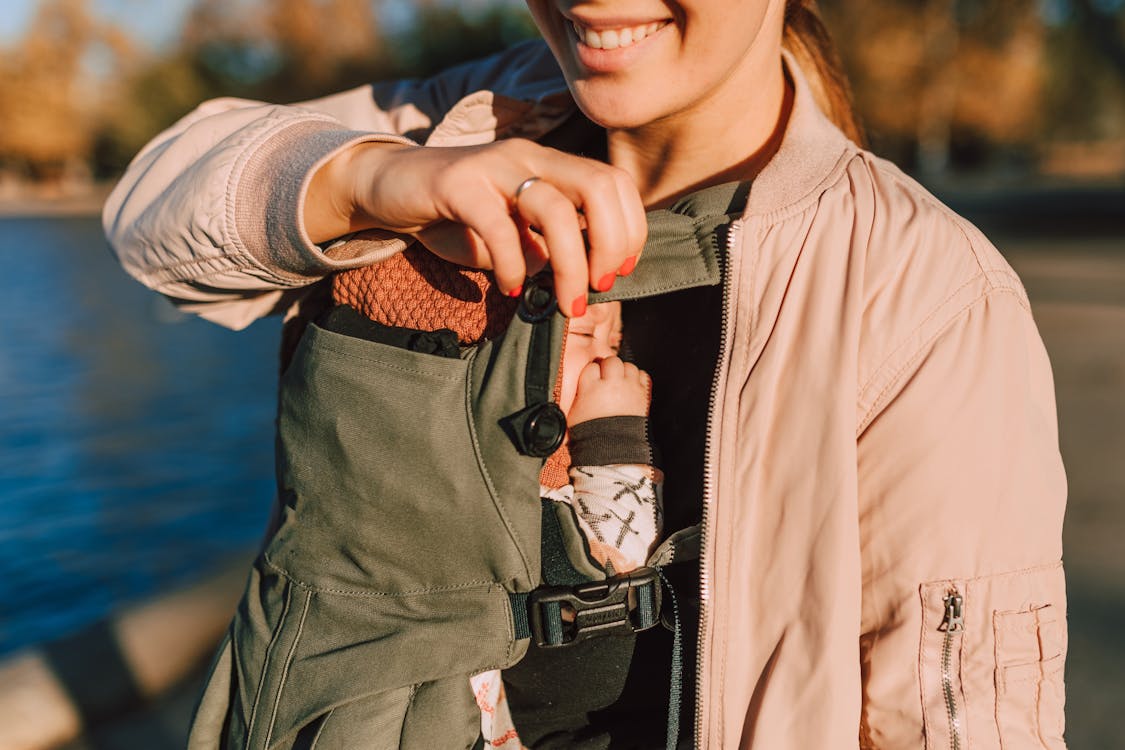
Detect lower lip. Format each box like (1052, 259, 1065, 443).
(571, 22, 671, 73)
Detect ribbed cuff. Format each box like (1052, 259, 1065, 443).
(234, 121, 415, 284)
(567, 416, 653, 467)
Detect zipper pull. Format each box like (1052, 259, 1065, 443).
(940, 590, 965, 633)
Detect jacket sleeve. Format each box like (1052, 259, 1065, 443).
(855, 281, 1068, 749)
(102, 40, 565, 330)
(100, 83, 435, 330)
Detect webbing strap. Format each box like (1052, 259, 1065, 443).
(523, 301, 554, 406)
(543, 602, 565, 646)
(501, 274, 567, 458)
(509, 592, 531, 640)
(637, 580, 658, 630)
(539, 501, 599, 586)
(656, 566, 684, 750)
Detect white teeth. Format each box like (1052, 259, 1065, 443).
(572, 20, 666, 50)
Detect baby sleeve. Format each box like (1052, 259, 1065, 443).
(560, 416, 664, 573)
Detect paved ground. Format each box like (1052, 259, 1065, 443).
(67, 222, 1125, 750)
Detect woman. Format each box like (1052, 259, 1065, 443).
(104, 1, 1068, 747)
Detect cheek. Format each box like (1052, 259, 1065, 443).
(679, 0, 772, 74)
(559, 370, 581, 416)
(525, 2, 570, 62)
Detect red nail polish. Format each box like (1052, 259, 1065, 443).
(571, 295, 587, 318)
(508, 285, 523, 298)
(596, 272, 615, 292)
(619, 255, 638, 276)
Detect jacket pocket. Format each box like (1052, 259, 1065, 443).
(919, 562, 1067, 750)
(994, 604, 1066, 749)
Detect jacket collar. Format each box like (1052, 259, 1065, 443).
(429, 40, 853, 221)
(743, 51, 854, 219)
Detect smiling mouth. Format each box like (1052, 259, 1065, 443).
(569, 19, 671, 50)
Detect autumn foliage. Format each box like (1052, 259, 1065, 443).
(0, 0, 1122, 184)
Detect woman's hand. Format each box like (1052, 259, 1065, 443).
(567, 356, 651, 426)
(304, 139, 647, 316)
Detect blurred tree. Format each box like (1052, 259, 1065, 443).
(1040, 0, 1125, 144)
(390, 3, 538, 79)
(821, 0, 1046, 175)
(949, 1, 1046, 170)
(1071, 0, 1125, 77)
(0, 0, 130, 180)
(91, 52, 213, 178)
(93, 0, 390, 175)
(264, 0, 384, 97)
(91, 0, 538, 176)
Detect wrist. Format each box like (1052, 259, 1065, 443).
(567, 415, 655, 467)
(347, 141, 422, 234)
(304, 140, 412, 244)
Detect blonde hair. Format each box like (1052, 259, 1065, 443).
(782, 0, 865, 146)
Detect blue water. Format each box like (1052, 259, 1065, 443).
(0, 217, 279, 656)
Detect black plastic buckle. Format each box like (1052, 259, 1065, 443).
(528, 567, 660, 648)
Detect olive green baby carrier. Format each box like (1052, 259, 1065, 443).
(188, 182, 745, 750)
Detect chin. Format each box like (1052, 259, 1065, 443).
(568, 81, 675, 130)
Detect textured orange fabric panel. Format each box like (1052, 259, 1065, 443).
(332, 244, 518, 345)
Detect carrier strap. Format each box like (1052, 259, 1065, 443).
(510, 592, 532, 641)
(501, 272, 568, 459)
(656, 567, 685, 750)
(520, 274, 557, 405)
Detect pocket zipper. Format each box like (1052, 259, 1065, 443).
(939, 589, 966, 750)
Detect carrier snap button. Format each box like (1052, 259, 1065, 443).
(523, 403, 567, 457)
(518, 274, 557, 323)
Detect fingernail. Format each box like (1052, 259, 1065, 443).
(508, 285, 523, 298)
(619, 255, 638, 276)
(571, 295, 587, 318)
(596, 272, 616, 292)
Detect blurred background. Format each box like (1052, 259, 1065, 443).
(0, 0, 1121, 747)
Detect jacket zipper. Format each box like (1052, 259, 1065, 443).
(695, 220, 740, 748)
(939, 588, 965, 750)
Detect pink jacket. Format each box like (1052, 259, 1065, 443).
(103, 41, 1068, 749)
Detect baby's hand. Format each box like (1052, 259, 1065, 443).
(567, 357, 651, 426)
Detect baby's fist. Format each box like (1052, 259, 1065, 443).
(566, 357, 651, 426)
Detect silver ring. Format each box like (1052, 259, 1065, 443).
(513, 176, 542, 207)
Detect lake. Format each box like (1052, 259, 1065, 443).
(0, 217, 279, 656)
